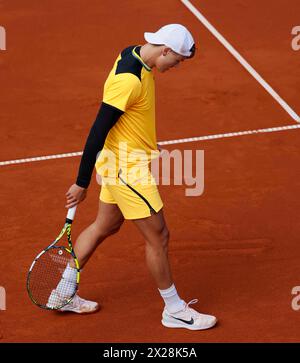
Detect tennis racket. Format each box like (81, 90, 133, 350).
(26, 206, 80, 310)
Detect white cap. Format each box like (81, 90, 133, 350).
(144, 24, 196, 58)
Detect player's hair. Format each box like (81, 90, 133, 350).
(188, 44, 196, 59)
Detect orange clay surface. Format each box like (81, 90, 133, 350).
(1, 0, 300, 342)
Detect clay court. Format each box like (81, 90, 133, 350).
(1, 0, 300, 342)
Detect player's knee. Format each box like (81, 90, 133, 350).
(107, 222, 123, 236)
(94, 220, 123, 242)
(104, 220, 124, 237)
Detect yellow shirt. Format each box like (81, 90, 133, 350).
(96, 45, 160, 181)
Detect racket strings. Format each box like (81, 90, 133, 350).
(28, 248, 78, 309)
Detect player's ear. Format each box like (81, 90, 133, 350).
(162, 47, 172, 56)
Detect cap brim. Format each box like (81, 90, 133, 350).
(144, 32, 164, 45)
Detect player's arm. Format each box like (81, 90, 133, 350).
(65, 102, 123, 208)
(76, 102, 124, 188)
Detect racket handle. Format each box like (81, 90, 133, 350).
(66, 206, 77, 222)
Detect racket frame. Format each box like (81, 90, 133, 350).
(27, 208, 80, 310)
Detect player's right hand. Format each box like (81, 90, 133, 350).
(65, 184, 87, 208)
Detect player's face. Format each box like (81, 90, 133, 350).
(155, 48, 187, 72)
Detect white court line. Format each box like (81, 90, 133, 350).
(180, 0, 300, 123)
(1, 124, 300, 166)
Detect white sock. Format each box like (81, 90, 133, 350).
(158, 284, 186, 314)
(56, 264, 78, 299)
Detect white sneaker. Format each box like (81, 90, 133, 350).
(161, 299, 217, 330)
(46, 290, 99, 314)
(59, 294, 99, 314)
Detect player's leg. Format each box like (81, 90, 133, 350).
(72, 200, 124, 269)
(132, 208, 173, 290)
(52, 200, 123, 313)
(133, 209, 217, 330)
(132, 209, 187, 314)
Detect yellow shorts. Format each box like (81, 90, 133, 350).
(99, 170, 163, 220)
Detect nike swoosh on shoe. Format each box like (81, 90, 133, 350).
(172, 316, 194, 325)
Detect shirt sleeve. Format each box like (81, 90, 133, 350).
(75, 102, 124, 188)
(103, 73, 141, 112)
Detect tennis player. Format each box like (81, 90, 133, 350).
(57, 24, 217, 330)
